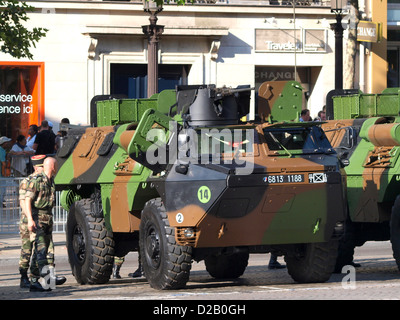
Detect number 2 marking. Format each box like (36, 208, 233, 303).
(176, 213, 184, 223)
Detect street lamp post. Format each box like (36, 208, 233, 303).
(330, 0, 347, 91)
(142, 0, 164, 97)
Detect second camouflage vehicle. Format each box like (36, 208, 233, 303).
(55, 80, 346, 289)
(322, 89, 400, 271)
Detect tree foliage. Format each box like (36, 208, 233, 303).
(0, 0, 47, 59)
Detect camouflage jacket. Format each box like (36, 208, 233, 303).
(19, 173, 40, 202)
(25, 172, 55, 210)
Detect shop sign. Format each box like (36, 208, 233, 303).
(255, 29, 327, 53)
(357, 21, 380, 42)
(0, 93, 34, 114)
(0, 62, 45, 140)
(255, 66, 309, 83)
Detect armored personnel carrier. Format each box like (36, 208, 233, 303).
(55, 81, 346, 289)
(321, 88, 400, 271)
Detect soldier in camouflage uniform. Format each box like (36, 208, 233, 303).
(24, 157, 59, 291)
(18, 155, 66, 288)
(18, 155, 46, 288)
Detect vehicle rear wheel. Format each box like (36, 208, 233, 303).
(205, 250, 249, 279)
(66, 198, 114, 284)
(285, 240, 338, 283)
(139, 198, 192, 290)
(390, 195, 400, 271)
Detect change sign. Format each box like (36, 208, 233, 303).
(357, 21, 380, 42)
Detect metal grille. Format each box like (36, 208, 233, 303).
(0, 177, 67, 234)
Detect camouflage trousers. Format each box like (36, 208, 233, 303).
(114, 256, 125, 267)
(19, 214, 55, 277)
(33, 211, 53, 274)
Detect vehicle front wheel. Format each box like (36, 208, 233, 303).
(139, 198, 192, 290)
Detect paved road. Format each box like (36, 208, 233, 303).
(1, 234, 400, 305)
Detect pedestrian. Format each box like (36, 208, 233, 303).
(24, 157, 59, 291)
(9, 135, 34, 177)
(0, 136, 11, 177)
(55, 118, 70, 151)
(0, 136, 11, 207)
(112, 255, 143, 279)
(268, 253, 286, 270)
(18, 155, 45, 287)
(319, 110, 326, 121)
(26, 124, 38, 149)
(314, 110, 326, 121)
(18, 155, 66, 289)
(47, 121, 57, 152)
(32, 120, 56, 155)
(299, 109, 311, 122)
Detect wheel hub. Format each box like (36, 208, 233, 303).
(145, 227, 161, 269)
(72, 226, 86, 263)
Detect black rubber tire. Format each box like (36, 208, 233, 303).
(66, 198, 115, 284)
(139, 198, 192, 290)
(390, 195, 400, 271)
(205, 250, 249, 279)
(285, 240, 338, 283)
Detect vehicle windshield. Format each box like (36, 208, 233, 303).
(263, 126, 333, 155)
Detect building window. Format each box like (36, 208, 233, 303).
(0, 62, 45, 141)
(388, 49, 399, 87)
(110, 63, 190, 98)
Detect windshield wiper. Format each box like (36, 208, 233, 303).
(268, 132, 293, 157)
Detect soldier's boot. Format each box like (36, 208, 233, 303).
(29, 277, 52, 292)
(30, 267, 55, 292)
(128, 265, 143, 278)
(55, 275, 67, 285)
(19, 269, 30, 288)
(51, 265, 67, 285)
(268, 255, 286, 270)
(112, 264, 121, 279)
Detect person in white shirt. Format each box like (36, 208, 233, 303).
(10, 135, 35, 177)
(26, 124, 38, 150)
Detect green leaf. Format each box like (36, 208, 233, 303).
(0, 0, 47, 59)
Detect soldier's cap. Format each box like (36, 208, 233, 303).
(31, 155, 46, 167)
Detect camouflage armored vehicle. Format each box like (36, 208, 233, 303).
(55, 80, 346, 289)
(321, 88, 400, 271)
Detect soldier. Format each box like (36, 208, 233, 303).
(18, 155, 66, 288)
(112, 255, 143, 279)
(268, 254, 286, 270)
(112, 256, 124, 279)
(18, 155, 45, 287)
(24, 157, 59, 292)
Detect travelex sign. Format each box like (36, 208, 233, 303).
(0, 93, 34, 114)
(255, 29, 327, 53)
